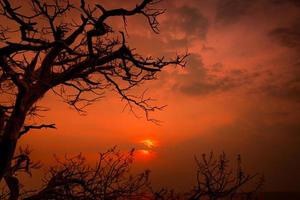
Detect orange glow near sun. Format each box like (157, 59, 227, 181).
(140, 149, 150, 155)
(136, 149, 156, 160)
(140, 139, 157, 148)
(135, 138, 158, 160)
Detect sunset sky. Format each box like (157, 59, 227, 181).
(15, 0, 300, 192)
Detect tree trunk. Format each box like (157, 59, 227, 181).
(0, 87, 47, 182)
(0, 114, 25, 183)
(4, 176, 20, 200)
(0, 138, 17, 182)
(0, 103, 30, 200)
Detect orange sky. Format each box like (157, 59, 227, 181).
(8, 0, 300, 192)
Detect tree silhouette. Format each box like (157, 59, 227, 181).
(0, 147, 151, 200)
(187, 152, 264, 200)
(0, 146, 41, 200)
(22, 148, 151, 200)
(0, 0, 186, 195)
(0, 149, 263, 200)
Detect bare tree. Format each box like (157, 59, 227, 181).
(20, 147, 150, 200)
(0, 148, 264, 200)
(0, 0, 186, 196)
(152, 188, 181, 200)
(187, 152, 264, 200)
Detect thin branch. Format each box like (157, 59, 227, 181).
(19, 124, 56, 138)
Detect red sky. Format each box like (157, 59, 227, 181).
(10, 0, 300, 192)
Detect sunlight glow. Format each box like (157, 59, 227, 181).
(141, 139, 156, 148)
(140, 149, 150, 155)
(135, 138, 158, 160)
(136, 149, 156, 161)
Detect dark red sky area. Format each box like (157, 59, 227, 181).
(11, 0, 300, 192)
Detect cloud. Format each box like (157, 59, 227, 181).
(119, 0, 300, 102)
(262, 77, 300, 101)
(172, 6, 209, 39)
(254, 60, 300, 101)
(269, 0, 300, 7)
(269, 22, 300, 48)
(170, 54, 256, 96)
(215, 0, 254, 25)
(179, 78, 236, 96)
(123, 2, 210, 52)
(161, 4, 209, 46)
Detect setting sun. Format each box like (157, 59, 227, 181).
(135, 139, 158, 160)
(140, 149, 150, 155)
(136, 149, 156, 161)
(140, 139, 157, 148)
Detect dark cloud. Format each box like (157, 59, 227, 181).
(172, 55, 256, 96)
(164, 38, 189, 49)
(183, 53, 207, 77)
(175, 6, 209, 39)
(215, 0, 254, 25)
(269, 0, 300, 7)
(211, 62, 223, 72)
(257, 61, 300, 101)
(269, 22, 300, 48)
(262, 78, 300, 101)
(126, 3, 209, 50)
(162, 5, 209, 41)
(179, 77, 237, 96)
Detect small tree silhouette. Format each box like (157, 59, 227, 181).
(152, 188, 181, 200)
(0, 149, 264, 200)
(187, 152, 264, 200)
(22, 148, 150, 200)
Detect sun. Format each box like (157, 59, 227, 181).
(136, 149, 156, 160)
(140, 149, 150, 155)
(134, 138, 158, 160)
(141, 139, 156, 148)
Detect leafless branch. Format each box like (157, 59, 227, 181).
(188, 152, 264, 200)
(23, 147, 150, 200)
(19, 124, 56, 138)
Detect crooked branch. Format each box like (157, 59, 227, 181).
(19, 124, 56, 138)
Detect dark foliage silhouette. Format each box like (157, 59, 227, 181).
(0, 149, 263, 200)
(0, 146, 41, 200)
(22, 148, 151, 200)
(0, 0, 187, 197)
(187, 152, 264, 200)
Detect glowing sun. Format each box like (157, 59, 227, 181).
(141, 139, 156, 148)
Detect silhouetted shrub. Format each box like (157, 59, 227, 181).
(0, 148, 263, 200)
